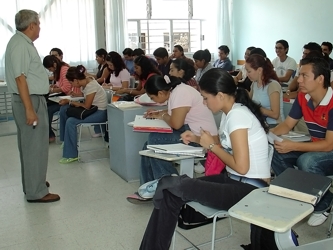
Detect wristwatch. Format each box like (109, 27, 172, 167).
(208, 143, 215, 151)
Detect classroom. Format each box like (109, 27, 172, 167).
(0, 0, 333, 249)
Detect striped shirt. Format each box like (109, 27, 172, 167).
(289, 87, 333, 141)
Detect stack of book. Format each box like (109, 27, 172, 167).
(268, 168, 332, 205)
(133, 115, 172, 133)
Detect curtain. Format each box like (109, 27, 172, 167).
(0, 0, 98, 79)
(216, 0, 233, 61)
(105, 0, 128, 53)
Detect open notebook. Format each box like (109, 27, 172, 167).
(147, 143, 206, 157)
(133, 115, 172, 133)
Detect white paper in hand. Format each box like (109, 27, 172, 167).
(267, 131, 283, 144)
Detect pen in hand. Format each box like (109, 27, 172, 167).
(33, 121, 37, 129)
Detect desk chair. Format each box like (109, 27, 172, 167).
(327, 175, 333, 237)
(76, 90, 113, 162)
(172, 202, 232, 250)
(52, 111, 61, 144)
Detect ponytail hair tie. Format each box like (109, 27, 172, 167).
(164, 75, 171, 84)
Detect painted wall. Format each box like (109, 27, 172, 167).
(232, 0, 333, 65)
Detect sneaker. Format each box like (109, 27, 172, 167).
(126, 192, 153, 204)
(307, 211, 330, 226)
(92, 133, 102, 138)
(138, 179, 159, 199)
(194, 162, 205, 174)
(59, 157, 78, 164)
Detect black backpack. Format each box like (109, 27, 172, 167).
(241, 224, 299, 250)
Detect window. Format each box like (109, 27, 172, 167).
(125, 0, 213, 54)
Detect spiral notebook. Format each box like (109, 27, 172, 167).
(147, 143, 205, 157)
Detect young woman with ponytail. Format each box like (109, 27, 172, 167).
(127, 74, 218, 203)
(246, 54, 285, 127)
(58, 65, 107, 164)
(139, 68, 271, 250)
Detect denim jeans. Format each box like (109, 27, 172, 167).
(47, 103, 60, 138)
(140, 124, 199, 185)
(59, 105, 107, 158)
(271, 150, 333, 212)
(140, 172, 261, 250)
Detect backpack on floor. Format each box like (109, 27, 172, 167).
(177, 203, 225, 230)
(240, 224, 299, 250)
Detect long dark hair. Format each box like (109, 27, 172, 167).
(171, 59, 195, 81)
(145, 75, 181, 95)
(43, 55, 68, 81)
(65, 65, 86, 81)
(199, 68, 269, 133)
(134, 56, 161, 80)
(246, 54, 279, 86)
(106, 51, 126, 77)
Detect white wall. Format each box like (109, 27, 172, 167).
(232, 0, 333, 64)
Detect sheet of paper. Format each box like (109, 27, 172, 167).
(267, 131, 283, 144)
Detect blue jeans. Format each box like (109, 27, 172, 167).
(59, 105, 107, 158)
(47, 103, 60, 138)
(140, 124, 199, 185)
(271, 150, 333, 212)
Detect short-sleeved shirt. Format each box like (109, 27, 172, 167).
(220, 103, 270, 179)
(5, 31, 49, 95)
(213, 57, 233, 71)
(82, 80, 107, 110)
(109, 68, 130, 87)
(195, 63, 213, 82)
(167, 83, 218, 136)
(251, 79, 284, 125)
(272, 56, 297, 85)
(289, 87, 333, 141)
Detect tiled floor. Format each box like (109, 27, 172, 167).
(0, 120, 331, 249)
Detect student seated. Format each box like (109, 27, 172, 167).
(169, 58, 199, 90)
(139, 68, 270, 250)
(122, 48, 135, 75)
(246, 54, 284, 127)
(43, 55, 81, 142)
(102, 51, 130, 91)
(116, 55, 161, 101)
(272, 39, 297, 86)
(271, 57, 333, 227)
(85, 48, 111, 84)
(58, 65, 107, 164)
(153, 47, 172, 76)
(127, 74, 218, 203)
(171, 45, 194, 67)
(213, 45, 233, 71)
(233, 46, 255, 84)
(193, 49, 213, 82)
(132, 48, 158, 67)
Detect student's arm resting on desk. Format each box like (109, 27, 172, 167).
(274, 130, 333, 153)
(201, 128, 250, 175)
(116, 80, 145, 95)
(270, 116, 298, 136)
(150, 107, 190, 130)
(16, 74, 38, 125)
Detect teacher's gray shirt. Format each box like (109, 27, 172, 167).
(5, 31, 49, 95)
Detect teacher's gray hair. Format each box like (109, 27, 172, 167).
(15, 9, 39, 31)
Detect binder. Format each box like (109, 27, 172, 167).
(133, 115, 173, 133)
(147, 143, 205, 157)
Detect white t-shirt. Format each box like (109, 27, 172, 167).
(109, 68, 130, 87)
(82, 80, 107, 110)
(272, 56, 297, 85)
(219, 103, 270, 178)
(168, 83, 218, 136)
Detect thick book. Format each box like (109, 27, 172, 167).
(268, 168, 332, 205)
(147, 143, 205, 157)
(133, 115, 172, 133)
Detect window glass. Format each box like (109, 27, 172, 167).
(151, 0, 188, 19)
(126, 0, 147, 19)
